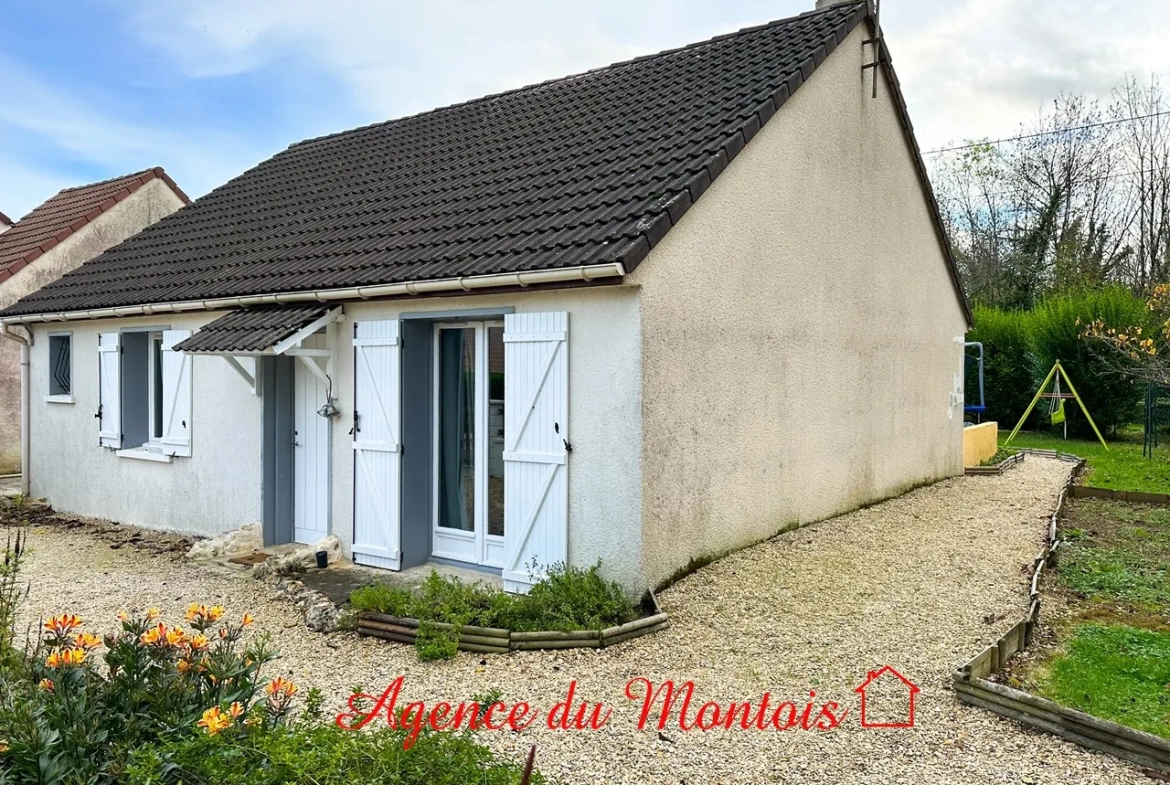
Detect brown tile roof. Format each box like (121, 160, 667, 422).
(174, 304, 332, 353)
(0, 1, 969, 323)
(0, 168, 190, 283)
(0, 211, 12, 227)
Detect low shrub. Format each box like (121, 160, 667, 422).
(505, 562, 638, 632)
(0, 606, 287, 783)
(0, 526, 27, 673)
(123, 722, 543, 785)
(349, 562, 639, 658)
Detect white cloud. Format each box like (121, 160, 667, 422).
(0, 53, 273, 217)
(889, 0, 1170, 150)
(114, 0, 811, 118)
(115, 0, 1170, 153)
(7, 0, 1170, 218)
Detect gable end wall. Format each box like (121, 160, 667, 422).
(630, 24, 969, 588)
(0, 179, 187, 473)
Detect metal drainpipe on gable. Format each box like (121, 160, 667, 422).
(0, 324, 31, 496)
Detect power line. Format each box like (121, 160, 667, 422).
(938, 167, 1170, 205)
(923, 109, 1170, 156)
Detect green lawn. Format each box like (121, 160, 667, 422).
(1058, 500, 1170, 611)
(1001, 430, 1170, 493)
(1019, 498, 1170, 738)
(1030, 624, 1170, 739)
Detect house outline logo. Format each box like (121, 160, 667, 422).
(853, 666, 920, 728)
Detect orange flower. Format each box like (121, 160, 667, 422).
(62, 647, 87, 666)
(187, 633, 209, 651)
(196, 706, 232, 735)
(241, 613, 255, 627)
(43, 614, 82, 637)
(228, 701, 245, 719)
(206, 606, 225, 623)
(145, 608, 161, 621)
(46, 648, 87, 668)
(265, 676, 297, 698)
(140, 624, 164, 645)
(165, 627, 187, 647)
(0, 741, 8, 754)
(38, 679, 54, 691)
(116, 611, 129, 623)
(72, 632, 102, 650)
(177, 659, 191, 674)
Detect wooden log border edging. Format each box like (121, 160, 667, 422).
(964, 451, 1026, 476)
(355, 589, 669, 654)
(954, 454, 1170, 775)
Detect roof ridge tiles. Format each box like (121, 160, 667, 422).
(287, 1, 866, 152)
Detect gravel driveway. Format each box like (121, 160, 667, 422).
(14, 458, 1145, 784)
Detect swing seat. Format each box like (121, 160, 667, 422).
(1051, 399, 1066, 425)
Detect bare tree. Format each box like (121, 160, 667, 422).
(1113, 76, 1170, 290)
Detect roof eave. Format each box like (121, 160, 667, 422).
(0, 262, 627, 325)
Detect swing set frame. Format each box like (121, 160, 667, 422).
(1004, 361, 1109, 450)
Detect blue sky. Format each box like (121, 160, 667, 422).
(2, 0, 1167, 219)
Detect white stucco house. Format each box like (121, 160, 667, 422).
(0, 170, 189, 474)
(0, 1, 970, 592)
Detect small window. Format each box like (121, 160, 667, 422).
(116, 328, 192, 456)
(48, 334, 71, 398)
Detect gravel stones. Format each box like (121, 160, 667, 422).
(14, 459, 1144, 783)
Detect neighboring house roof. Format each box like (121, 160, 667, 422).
(0, 168, 190, 284)
(0, 1, 970, 324)
(174, 304, 332, 354)
(0, 211, 12, 227)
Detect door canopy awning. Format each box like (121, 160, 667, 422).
(174, 304, 341, 355)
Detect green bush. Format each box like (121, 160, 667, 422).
(0, 606, 288, 783)
(123, 722, 543, 785)
(967, 304, 1035, 425)
(970, 288, 1151, 436)
(505, 562, 638, 632)
(0, 526, 27, 674)
(349, 563, 639, 659)
(1028, 287, 1150, 436)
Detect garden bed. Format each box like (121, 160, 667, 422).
(952, 456, 1170, 775)
(356, 589, 668, 653)
(964, 449, 1025, 475)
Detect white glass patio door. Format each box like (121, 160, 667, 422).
(432, 321, 506, 567)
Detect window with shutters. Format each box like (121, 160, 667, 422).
(109, 328, 193, 460)
(46, 333, 72, 403)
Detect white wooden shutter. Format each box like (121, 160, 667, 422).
(98, 333, 121, 449)
(502, 312, 568, 593)
(352, 320, 402, 570)
(161, 330, 193, 457)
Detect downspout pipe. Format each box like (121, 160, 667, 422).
(0, 324, 30, 496)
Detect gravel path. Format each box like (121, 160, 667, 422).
(14, 458, 1145, 784)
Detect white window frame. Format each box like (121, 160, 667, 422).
(113, 327, 190, 462)
(45, 331, 74, 404)
(147, 332, 165, 442)
(430, 320, 506, 568)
